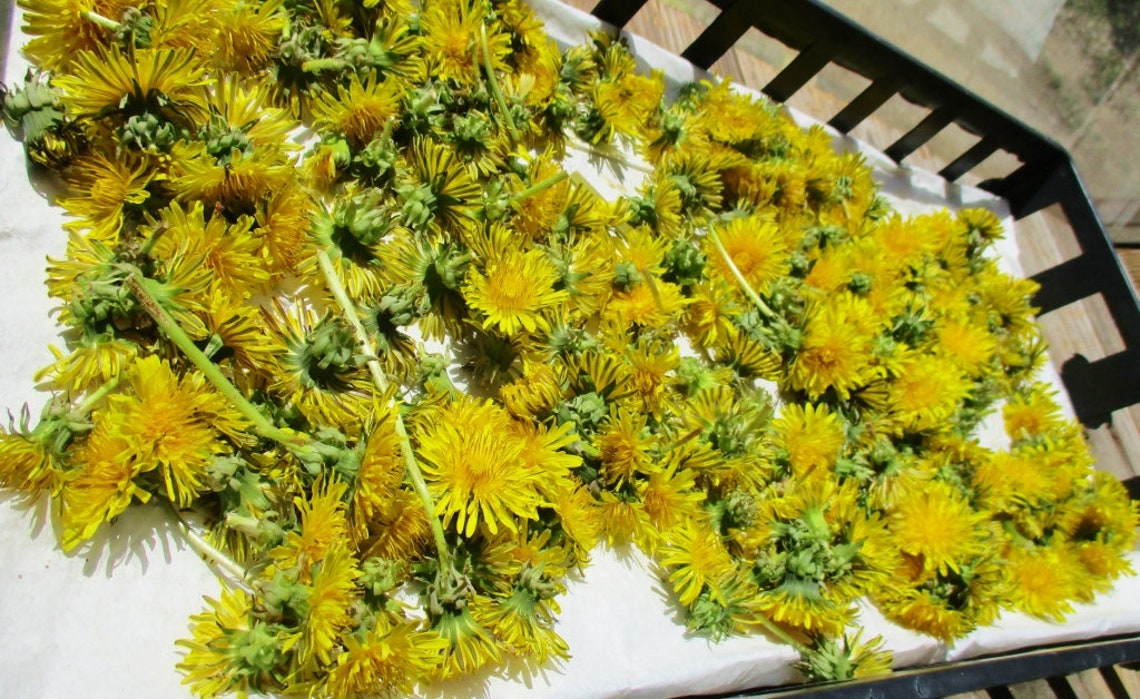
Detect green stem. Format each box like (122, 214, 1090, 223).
(165, 502, 255, 592)
(82, 10, 122, 31)
(124, 269, 303, 449)
(138, 223, 167, 258)
(480, 23, 521, 144)
(757, 613, 808, 654)
(316, 249, 452, 569)
(301, 57, 346, 74)
(74, 373, 123, 414)
(508, 170, 568, 207)
(707, 226, 777, 320)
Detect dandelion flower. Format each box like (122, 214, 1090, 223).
(787, 293, 879, 400)
(464, 245, 568, 337)
(323, 616, 447, 697)
(415, 397, 544, 538)
(660, 519, 734, 608)
(888, 481, 989, 576)
(707, 214, 789, 297)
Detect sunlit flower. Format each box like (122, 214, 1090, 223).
(415, 397, 544, 538)
(323, 616, 447, 697)
(464, 244, 569, 337)
(787, 293, 880, 400)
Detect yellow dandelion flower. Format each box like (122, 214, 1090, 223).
(509, 153, 570, 240)
(360, 489, 431, 562)
(499, 359, 564, 419)
(886, 351, 970, 432)
(1003, 383, 1066, 442)
(974, 264, 1040, 334)
(639, 463, 706, 541)
(683, 280, 740, 350)
(972, 450, 1055, 513)
(430, 598, 502, 680)
(756, 578, 854, 636)
(311, 73, 402, 149)
(323, 616, 447, 697)
(347, 408, 405, 543)
(18, 0, 139, 70)
(787, 293, 880, 400)
(415, 397, 544, 538)
(54, 45, 209, 124)
(0, 424, 65, 497)
(38, 336, 138, 395)
(771, 402, 845, 481)
(595, 69, 664, 141)
(151, 201, 270, 300)
(59, 410, 150, 550)
(268, 306, 376, 434)
(110, 355, 247, 507)
(549, 484, 603, 560)
(420, 0, 502, 86)
(604, 277, 687, 329)
(512, 418, 581, 500)
(297, 543, 361, 670)
(888, 480, 990, 576)
(868, 214, 939, 274)
(660, 519, 734, 607)
(877, 585, 979, 642)
(59, 151, 154, 243)
(707, 214, 789, 297)
(803, 248, 851, 295)
(464, 245, 568, 337)
(1001, 541, 1083, 622)
(256, 182, 314, 276)
(935, 316, 997, 375)
(796, 630, 893, 683)
(273, 479, 351, 573)
(213, 0, 288, 74)
(204, 73, 300, 148)
(597, 491, 646, 547)
(596, 407, 654, 487)
(198, 290, 285, 389)
(176, 587, 265, 698)
(169, 140, 296, 217)
(624, 337, 679, 415)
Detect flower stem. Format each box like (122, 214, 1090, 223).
(480, 23, 521, 145)
(508, 170, 568, 207)
(82, 10, 122, 31)
(756, 613, 808, 654)
(301, 57, 346, 74)
(74, 373, 123, 414)
(164, 502, 255, 592)
(124, 269, 303, 450)
(315, 249, 452, 570)
(707, 226, 777, 320)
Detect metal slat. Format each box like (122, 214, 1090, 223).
(763, 41, 833, 103)
(885, 105, 957, 162)
(940, 136, 1001, 182)
(828, 77, 901, 133)
(589, 0, 645, 28)
(681, 0, 753, 70)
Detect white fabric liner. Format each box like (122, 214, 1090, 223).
(1, 1, 1136, 697)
